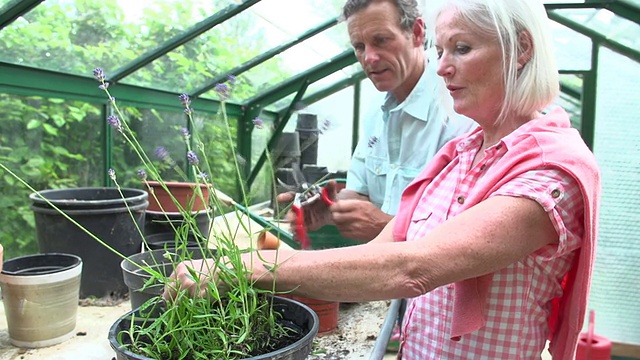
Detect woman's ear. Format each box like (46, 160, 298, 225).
(517, 30, 533, 71)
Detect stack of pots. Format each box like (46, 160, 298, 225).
(29, 187, 148, 299)
(142, 181, 212, 251)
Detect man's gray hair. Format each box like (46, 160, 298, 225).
(342, 0, 421, 32)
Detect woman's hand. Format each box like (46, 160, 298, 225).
(162, 258, 218, 300)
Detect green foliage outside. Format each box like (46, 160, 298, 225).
(0, 0, 303, 259)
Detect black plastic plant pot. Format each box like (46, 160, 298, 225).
(121, 248, 216, 310)
(108, 296, 319, 360)
(143, 232, 208, 251)
(29, 187, 148, 299)
(144, 209, 212, 238)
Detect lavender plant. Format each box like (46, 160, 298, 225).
(92, 68, 304, 359)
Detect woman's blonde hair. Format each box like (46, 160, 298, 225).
(425, 0, 559, 124)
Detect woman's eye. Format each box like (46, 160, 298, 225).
(456, 45, 470, 54)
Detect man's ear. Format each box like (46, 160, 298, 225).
(412, 18, 426, 47)
(517, 30, 533, 71)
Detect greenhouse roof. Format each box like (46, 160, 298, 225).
(0, 0, 639, 188)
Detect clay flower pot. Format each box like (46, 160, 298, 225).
(257, 231, 281, 250)
(143, 181, 210, 213)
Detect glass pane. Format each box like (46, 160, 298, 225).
(556, 8, 640, 50)
(123, 0, 346, 98)
(549, 19, 593, 71)
(113, 107, 190, 186)
(557, 74, 582, 130)
(111, 106, 240, 203)
(589, 47, 640, 344)
(0, 94, 102, 258)
(0, 0, 16, 9)
(0, 0, 232, 77)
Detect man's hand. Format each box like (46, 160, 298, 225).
(330, 199, 393, 241)
(275, 180, 340, 232)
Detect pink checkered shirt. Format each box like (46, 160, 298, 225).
(399, 129, 585, 359)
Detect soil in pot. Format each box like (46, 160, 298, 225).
(109, 296, 319, 360)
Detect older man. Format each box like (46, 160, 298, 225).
(329, 0, 476, 241)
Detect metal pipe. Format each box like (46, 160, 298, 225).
(369, 299, 402, 360)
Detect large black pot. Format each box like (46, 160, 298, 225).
(143, 232, 207, 251)
(30, 187, 148, 299)
(121, 247, 216, 309)
(144, 209, 211, 237)
(108, 296, 319, 360)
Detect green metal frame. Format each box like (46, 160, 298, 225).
(109, 0, 262, 82)
(0, 0, 43, 30)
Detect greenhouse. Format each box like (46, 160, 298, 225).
(0, 0, 639, 359)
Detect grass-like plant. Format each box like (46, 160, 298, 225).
(92, 68, 301, 359)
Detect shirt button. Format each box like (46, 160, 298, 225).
(551, 189, 561, 198)
(496, 144, 503, 150)
(457, 196, 465, 204)
(376, 168, 381, 174)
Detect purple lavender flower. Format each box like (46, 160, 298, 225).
(178, 94, 191, 107)
(227, 75, 236, 86)
(93, 68, 106, 82)
(98, 82, 110, 90)
(187, 151, 199, 165)
(181, 127, 190, 140)
(137, 169, 147, 180)
(252, 117, 264, 129)
(107, 115, 122, 132)
(179, 94, 193, 115)
(215, 83, 230, 101)
(108, 168, 116, 180)
(155, 146, 170, 161)
(197, 172, 209, 180)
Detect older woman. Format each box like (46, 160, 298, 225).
(167, 0, 600, 358)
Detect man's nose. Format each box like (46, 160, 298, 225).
(363, 47, 380, 65)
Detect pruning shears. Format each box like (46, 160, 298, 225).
(291, 193, 311, 250)
(290, 184, 335, 250)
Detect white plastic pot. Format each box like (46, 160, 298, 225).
(0, 253, 82, 348)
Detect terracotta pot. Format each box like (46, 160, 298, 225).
(281, 294, 339, 335)
(257, 231, 281, 250)
(143, 181, 210, 213)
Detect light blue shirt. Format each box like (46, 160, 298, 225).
(346, 60, 477, 215)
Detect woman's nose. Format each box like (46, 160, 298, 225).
(436, 57, 454, 78)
